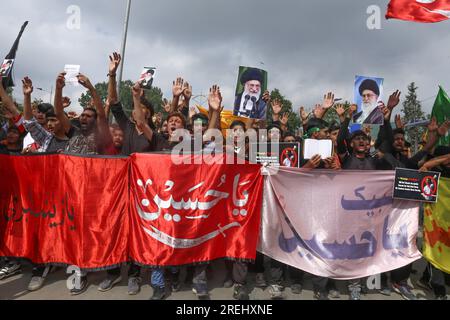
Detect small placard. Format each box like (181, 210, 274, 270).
(64, 64, 80, 86)
(393, 168, 440, 203)
(250, 142, 300, 168)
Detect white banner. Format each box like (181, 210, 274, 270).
(260, 167, 422, 280)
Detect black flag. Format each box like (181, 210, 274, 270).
(2, 21, 29, 88)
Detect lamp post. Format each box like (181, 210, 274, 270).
(117, 0, 132, 96)
(36, 87, 53, 104)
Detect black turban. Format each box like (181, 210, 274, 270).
(240, 68, 263, 85)
(359, 79, 380, 97)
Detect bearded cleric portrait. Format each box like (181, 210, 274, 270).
(353, 76, 385, 125)
(233, 66, 268, 120)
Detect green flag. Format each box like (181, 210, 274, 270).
(431, 86, 450, 147)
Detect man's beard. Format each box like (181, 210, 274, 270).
(362, 101, 377, 113)
(243, 90, 261, 101)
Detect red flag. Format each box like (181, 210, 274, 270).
(0, 154, 264, 269)
(129, 154, 263, 266)
(0, 154, 130, 270)
(386, 0, 450, 23)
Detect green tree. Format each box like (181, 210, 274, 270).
(402, 82, 427, 153)
(79, 80, 164, 116)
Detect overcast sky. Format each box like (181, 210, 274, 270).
(2, 0, 450, 114)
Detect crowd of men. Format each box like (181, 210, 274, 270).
(0, 52, 449, 301)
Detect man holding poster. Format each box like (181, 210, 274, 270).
(353, 76, 385, 125)
(234, 66, 268, 119)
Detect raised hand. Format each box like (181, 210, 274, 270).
(208, 85, 222, 112)
(22, 77, 33, 96)
(322, 92, 335, 110)
(172, 77, 185, 98)
(22, 77, 33, 120)
(395, 114, 405, 129)
(335, 104, 346, 117)
(299, 106, 309, 122)
(262, 90, 271, 104)
(62, 97, 72, 109)
(379, 102, 391, 121)
(77, 74, 94, 90)
(313, 104, 323, 118)
(271, 98, 282, 115)
(162, 98, 172, 113)
(387, 90, 401, 111)
(132, 82, 143, 98)
(182, 82, 193, 101)
(348, 104, 358, 117)
(280, 112, 290, 126)
(109, 52, 122, 76)
(56, 72, 66, 90)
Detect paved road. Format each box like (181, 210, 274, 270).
(0, 258, 447, 300)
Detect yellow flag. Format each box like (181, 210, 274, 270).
(423, 177, 450, 273)
(196, 105, 251, 136)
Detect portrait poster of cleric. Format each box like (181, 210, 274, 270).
(138, 67, 156, 90)
(0, 59, 14, 77)
(233, 66, 268, 120)
(353, 75, 385, 125)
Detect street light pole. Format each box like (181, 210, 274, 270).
(117, 0, 132, 96)
(36, 87, 53, 104)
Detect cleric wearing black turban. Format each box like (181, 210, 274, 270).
(233, 68, 267, 120)
(353, 79, 384, 125)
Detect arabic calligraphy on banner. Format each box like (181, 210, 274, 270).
(0, 154, 263, 269)
(129, 153, 264, 266)
(260, 167, 422, 280)
(0, 154, 130, 269)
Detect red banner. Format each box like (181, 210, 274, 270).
(129, 154, 263, 266)
(0, 154, 130, 270)
(0, 154, 263, 269)
(386, 0, 450, 23)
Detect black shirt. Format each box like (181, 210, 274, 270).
(377, 120, 428, 170)
(341, 154, 386, 170)
(337, 117, 389, 171)
(111, 102, 170, 155)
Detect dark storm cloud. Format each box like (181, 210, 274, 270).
(1, 0, 449, 113)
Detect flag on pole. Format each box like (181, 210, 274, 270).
(431, 86, 450, 147)
(386, 0, 450, 23)
(1, 21, 28, 88)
